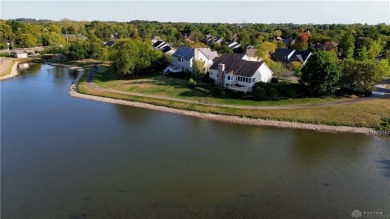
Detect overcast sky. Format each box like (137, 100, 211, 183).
(1, 1, 389, 24)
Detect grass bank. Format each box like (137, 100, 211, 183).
(77, 67, 390, 130)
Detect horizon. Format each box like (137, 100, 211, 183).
(1, 1, 389, 25)
(3, 17, 389, 26)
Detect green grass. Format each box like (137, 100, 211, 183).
(93, 67, 347, 107)
(77, 67, 390, 130)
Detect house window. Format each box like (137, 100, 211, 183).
(210, 72, 213, 76)
(177, 57, 180, 61)
(227, 76, 231, 80)
(181, 58, 184, 63)
(252, 78, 255, 82)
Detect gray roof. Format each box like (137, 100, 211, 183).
(210, 53, 263, 77)
(172, 47, 194, 60)
(289, 51, 312, 63)
(199, 48, 219, 61)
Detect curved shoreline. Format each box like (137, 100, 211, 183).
(65, 66, 382, 136)
(0, 60, 19, 81)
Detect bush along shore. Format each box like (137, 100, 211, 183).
(62, 64, 387, 137)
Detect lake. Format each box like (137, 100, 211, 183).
(1, 64, 389, 218)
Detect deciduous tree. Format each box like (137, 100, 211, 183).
(300, 51, 341, 95)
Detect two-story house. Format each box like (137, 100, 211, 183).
(209, 53, 273, 93)
(167, 47, 219, 73)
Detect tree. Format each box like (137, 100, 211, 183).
(293, 32, 310, 50)
(300, 51, 342, 95)
(274, 30, 282, 38)
(367, 38, 382, 59)
(256, 41, 277, 61)
(192, 60, 205, 79)
(19, 33, 37, 48)
(287, 61, 303, 77)
(342, 59, 390, 91)
(42, 32, 66, 46)
(110, 39, 137, 76)
(356, 46, 368, 60)
(109, 39, 156, 77)
(67, 41, 87, 60)
(266, 60, 289, 79)
(339, 31, 355, 58)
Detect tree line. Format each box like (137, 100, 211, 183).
(1, 19, 389, 95)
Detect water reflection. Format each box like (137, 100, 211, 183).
(378, 160, 390, 178)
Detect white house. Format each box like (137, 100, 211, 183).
(166, 47, 218, 73)
(209, 53, 273, 93)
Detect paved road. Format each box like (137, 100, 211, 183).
(85, 69, 390, 110)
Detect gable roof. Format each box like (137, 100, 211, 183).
(210, 53, 246, 70)
(152, 40, 165, 48)
(210, 53, 263, 77)
(199, 48, 219, 61)
(161, 46, 173, 53)
(289, 51, 312, 63)
(172, 47, 194, 60)
(228, 60, 264, 77)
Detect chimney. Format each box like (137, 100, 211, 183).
(218, 63, 225, 84)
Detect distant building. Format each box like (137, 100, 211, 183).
(271, 48, 312, 65)
(14, 51, 28, 58)
(104, 40, 115, 48)
(152, 40, 176, 55)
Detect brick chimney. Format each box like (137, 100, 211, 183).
(218, 63, 225, 84)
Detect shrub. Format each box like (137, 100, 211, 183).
(286, 88, 297, 98)
(271, 77, 279, 83)
(188, 78, 197, 88)
(254, 87, 266, 100)
(267, 88, 279, 97)
(213, 84, 225, 96)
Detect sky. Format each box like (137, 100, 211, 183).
(1, 1, 389, 24)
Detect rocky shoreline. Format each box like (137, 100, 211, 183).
(67, 66, 382, 136)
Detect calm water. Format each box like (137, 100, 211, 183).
(1, 64, 390, 218)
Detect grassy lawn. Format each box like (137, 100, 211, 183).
(93, 67, 348, 107)
(77, 67, 390, 130)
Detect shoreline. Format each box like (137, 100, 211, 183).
(0, 60, 19, 81)
(67, 67, 381, 136)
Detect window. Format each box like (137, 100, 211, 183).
(181, 58, 184, 63)
(252, 78, 255, 82)
(178, 57, 180, 61)
(227, 76, 231, 80)
(210, 72, 213, 76)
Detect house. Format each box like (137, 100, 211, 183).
(202, 35, 224, 45)
(104, 40, 115, 48)
(14, 51, 28, 58)
(288, 50, 312, 65)
(271, 48, 312, 65)
(166, 47, 219, 73)
(152, 40, 176, 55)
(271, 49, 296, 65)
(209, 53, 273, 93)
